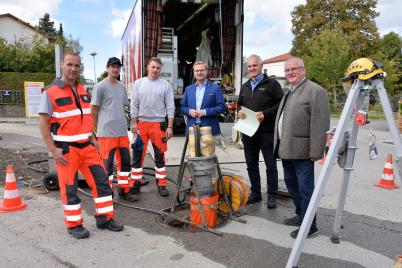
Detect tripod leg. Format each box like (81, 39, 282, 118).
(375, 79, 402, 185)
(286, 80, 363, 268)
(170, 136, 189, 213)
(331, 121, 360, 243)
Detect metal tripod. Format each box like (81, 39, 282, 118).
(286, 78, 402, 268)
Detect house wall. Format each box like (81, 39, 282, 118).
(262, 61, 286, 78)
(0, 16, 46, 44)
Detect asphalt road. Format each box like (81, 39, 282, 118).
(0, 119, 401, 267)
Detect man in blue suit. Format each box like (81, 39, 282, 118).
(181, 61, 225, 136)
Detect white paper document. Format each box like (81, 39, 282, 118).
(232, 106, 260, 137)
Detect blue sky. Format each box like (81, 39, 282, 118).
(1, 0, 401, 81)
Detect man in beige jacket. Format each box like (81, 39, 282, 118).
(273, 57, 330, 239)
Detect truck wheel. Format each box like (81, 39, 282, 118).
(43, 173, 59, 191)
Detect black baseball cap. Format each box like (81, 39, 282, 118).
(107, 57, 122, 67)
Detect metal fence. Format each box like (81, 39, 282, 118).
(0, 90, 25, 105)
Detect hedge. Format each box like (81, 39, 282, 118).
(0, 72, 55, 91)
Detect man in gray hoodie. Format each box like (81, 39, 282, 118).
(130, 57, 175, 197)
(274, 57, 330, 239)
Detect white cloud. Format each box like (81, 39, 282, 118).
(0, 0, 62, 26)
(244, 0, 304, 24)
(108, 8, 131, 38)
(243, 0, 402, 60)
(244, 11, 255, 27)
(243, 0, 303, 60)
(376, 0, 402, 35)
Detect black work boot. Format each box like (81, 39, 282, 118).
(284, 215, 302, 226)
(267, 195, 277, 209)
(118, 188, 139, 202)
(97, 218, 124, 232)
(290, 227, 318, 239)
(67, 225, 90, 239)
(118, 188, 126, 199)
(247, 192, 262, 204)
(132, 181, 141, 194)
(158, 186, 169, 197)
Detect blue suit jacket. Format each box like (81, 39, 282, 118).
(181, 81, 225, 136)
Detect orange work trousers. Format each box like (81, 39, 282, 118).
(97, 136, 131, 191)
(131, 121, 168, 187)
(55, 141, 114, 228)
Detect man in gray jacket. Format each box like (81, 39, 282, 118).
(273, 57, 330, 238)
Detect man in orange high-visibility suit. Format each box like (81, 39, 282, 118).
(91, 57, 137, 202)
(130, 57, 175, 197)
(39, 52, 124, 239)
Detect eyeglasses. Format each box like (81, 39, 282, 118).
(194, 69, 206, 72)
(285, 67, 303, 73)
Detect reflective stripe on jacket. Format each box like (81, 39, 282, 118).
(45, 79, 93, 143)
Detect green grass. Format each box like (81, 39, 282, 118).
(331, 110, 398, 120)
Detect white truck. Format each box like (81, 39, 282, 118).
(122, 0, 244, 128)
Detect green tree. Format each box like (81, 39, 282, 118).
(58, 23, 64, 39)
(303, 28, 352, 107)
(36, 13, 57, 39)
(0, 17, 84, 74)
(0, 37, 54, 73)
(380, 32, 402, 60)
(65, 36, 83, 55)
(27, 37, 56, 73)
(97, 71, 108, 82)
(291, 0, 380, 58)
(378, 32, 402, 92)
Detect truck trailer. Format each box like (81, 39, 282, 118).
(122, 0, 244, 128)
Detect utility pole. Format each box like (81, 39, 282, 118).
(55, 44, 63, 78)
(90, 52, 97, 84)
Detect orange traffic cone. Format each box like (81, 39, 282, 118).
(375, 154, 400, 190)
(0, 165, 27, 213)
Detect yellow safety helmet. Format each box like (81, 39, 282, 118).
(342, 58, 384, 82)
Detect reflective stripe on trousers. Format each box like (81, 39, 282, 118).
(56, 143, 114, 228)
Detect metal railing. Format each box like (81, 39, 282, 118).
(0, 90, 25, 105)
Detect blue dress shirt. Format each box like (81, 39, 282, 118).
(195, 81, 206, 124)
(251, 73, 264, 91)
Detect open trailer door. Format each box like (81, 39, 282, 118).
(122, 0, 244, 129)
(121, 0, 143, 98)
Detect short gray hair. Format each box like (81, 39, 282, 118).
(285, 57, 305, 68)
(247, 54, 262, 65)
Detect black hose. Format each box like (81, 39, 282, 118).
(25, 159, 190, 189)
(27, 158, 229, 235)
(26, 159, 49, 173)
(78, 187, 164, 215)
(77, 187, 223, 235)
(26, 158, 259, 173)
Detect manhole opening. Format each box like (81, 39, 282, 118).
(156, 203, 229, 232)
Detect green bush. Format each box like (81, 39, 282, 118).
(369, 103, 383, 112)
(0, 72, 55, 90)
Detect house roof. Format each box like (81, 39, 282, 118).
(262, 52, 293, 64)
(0, 13, 47, 37)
